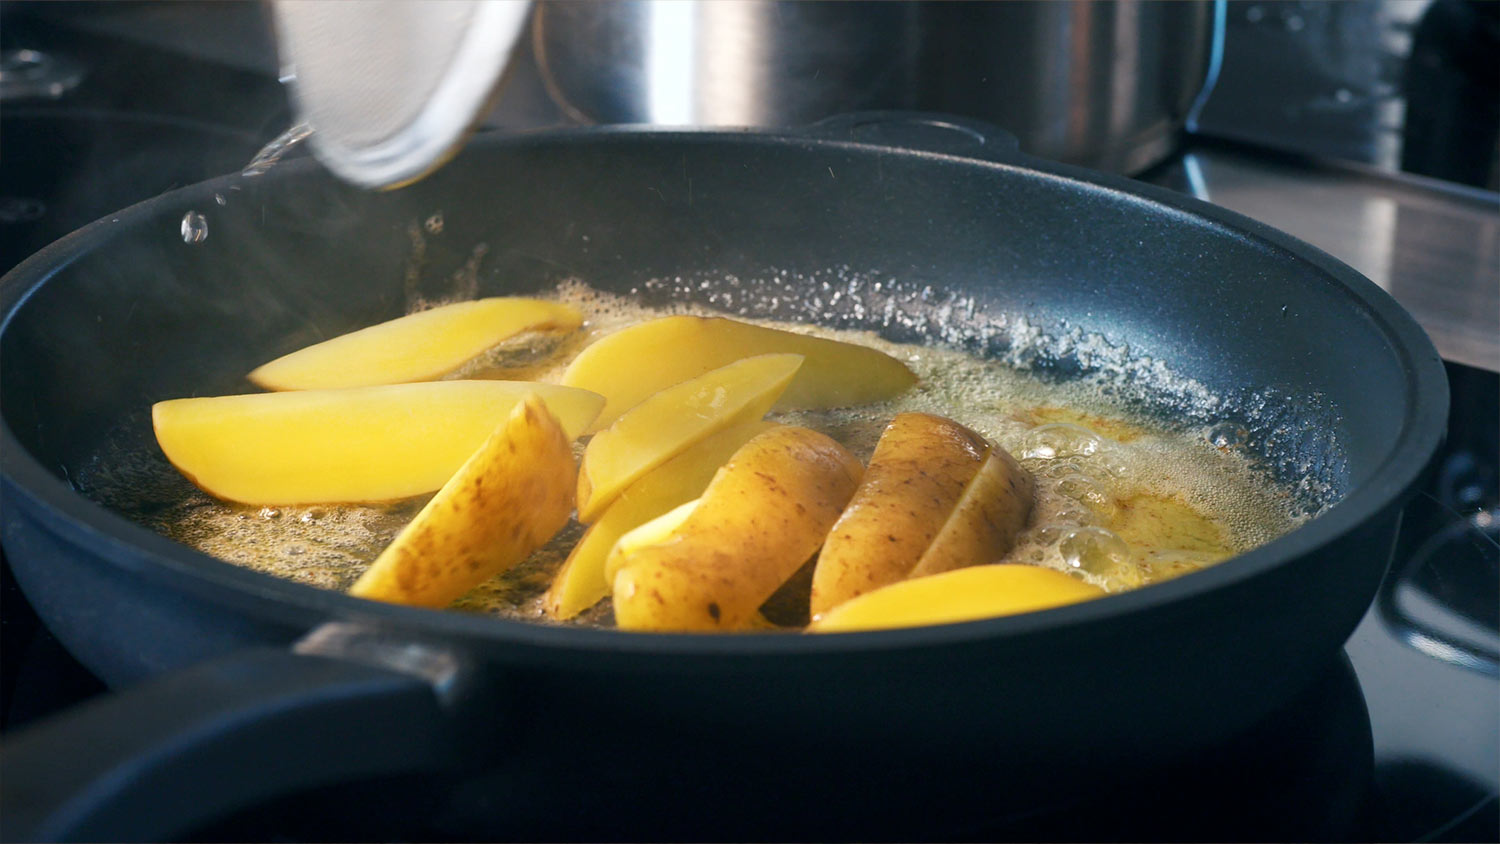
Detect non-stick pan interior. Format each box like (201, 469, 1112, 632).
(2, 129, 1427, 516)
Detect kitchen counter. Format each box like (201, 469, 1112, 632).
(1144, 140, 1500, 373)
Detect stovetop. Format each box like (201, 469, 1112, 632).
(2, 4, 1497, 841)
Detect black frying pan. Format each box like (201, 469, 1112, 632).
(0, 115, 1447, 841)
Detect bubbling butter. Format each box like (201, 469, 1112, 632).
(79, 281, 1305, 626)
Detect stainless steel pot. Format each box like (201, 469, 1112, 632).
(533, 0, 1217, 174)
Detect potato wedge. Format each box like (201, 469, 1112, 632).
(612, 426, 863, 632)
(576, 353, 802, 522)
(349, 395, 575, 608)
(909, 446, 1034, 578)
(810, 413, 1034, 616)
(249, 297, 582, 390)
(561, 315, 917, 431)
(809, 564, 1103, 632)
(152, 381, 602, 504)
(1112, 492, 1230, 557)
(543, 421, 777, 620)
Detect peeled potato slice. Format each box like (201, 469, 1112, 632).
(809, 564, 1103, 632)
(349, 395, 576, 608)
(611, 426, 863, 632)
(576, 353, 802, 522)
(152, 381, 602, 504)
(543, 421, 777, 620)
(811, 413, 1034, 616)
(248, 298, 582, 390)
(561, 315, 917, 431)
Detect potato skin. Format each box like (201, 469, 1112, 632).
(612, 426, 863, 632)
(810, 413, 1034, 616)
(544, 422, 778, 620)
(909, 445, 1034, 579)
(349, 394, 576, 608)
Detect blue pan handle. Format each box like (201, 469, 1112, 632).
(800, 111, 1024, 163)
(0, 626, 493, 842)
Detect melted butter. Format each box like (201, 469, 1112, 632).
(90, 281, 1304, 625)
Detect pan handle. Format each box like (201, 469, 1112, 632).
(0, 624, 495, 842)
(800, 111, 1024, 164)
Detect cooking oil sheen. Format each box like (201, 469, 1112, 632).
(84, 281, 1305, 627)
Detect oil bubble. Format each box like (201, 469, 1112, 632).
(1060, 526, 1142, 588)
(180, 211, 208, 243)
(1208, 422, 1248, 449)
(1053, 473, 1117, 517)
(1021, 423, 1102, 460)
(1034, 459, 1089, 480)
(1090, 451, 1131, 479)
(1052, 504, 1098, 526)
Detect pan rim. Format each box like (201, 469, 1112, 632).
(0, 124, 1449, 661)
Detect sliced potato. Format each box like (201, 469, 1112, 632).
(543, 421, 777, 620)
(612, 426, 863, 632)
(152, 381, 602, 504)
(810, 413, 1034, 616)
(809, 564, 1103, 632)
(561, 315, 917, 431)
(1111, 492, 1230, 557)
(249, 298, 582, 390)
(349, 395, 575, 608)
(576, 353, 802, 522)
(909, 446, 1034, 578)
(606, 498, 700, 570)
(1012, 406, 1148, 443)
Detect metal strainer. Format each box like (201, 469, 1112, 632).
(271, 0, 531, 189)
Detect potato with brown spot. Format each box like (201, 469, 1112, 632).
(350, 394, 576, 608)
(611, 426, 863, 632)
(810, 413, 1035, 616)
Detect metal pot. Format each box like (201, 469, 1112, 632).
(533, 0, 1217, 173)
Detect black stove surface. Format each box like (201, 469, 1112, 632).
(2, 5, 1497, 841)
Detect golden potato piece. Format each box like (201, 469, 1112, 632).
(543, 421, 777, 620)
(152, 381, 602, 504)
(809, 564, 1103, 632)
(612, 426, 863, 632)
(576, 353, 802, 522)
(1111, 492, 1230, 557)
(909, 446, 1035, 578)
(1013, 406, 1149, 443)
(349, 395, 575, 608)
(810, 413, 1034, 616)
(560, 315, 917, 431)
(248, 298, 582, 391)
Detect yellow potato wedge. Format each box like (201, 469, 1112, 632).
(152, 381, 602, 504)
(606, 498, 700, 568)
(576, 353, 802, 522)
(349, 395, 575, 608)
(809, 564, 1103, 632)
(1111, 492, 1230, 557)
(560, 315, 917, 431)
(811, 413, 1034, 616)
(249, 297, 582, 390)
(612, 426, 863, 632)
(543, 421, 777, 620)
(1012, 405, 1149, 443)
(909, 446, 1035, 578)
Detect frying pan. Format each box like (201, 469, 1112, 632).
(0, 115, 1447, 841)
